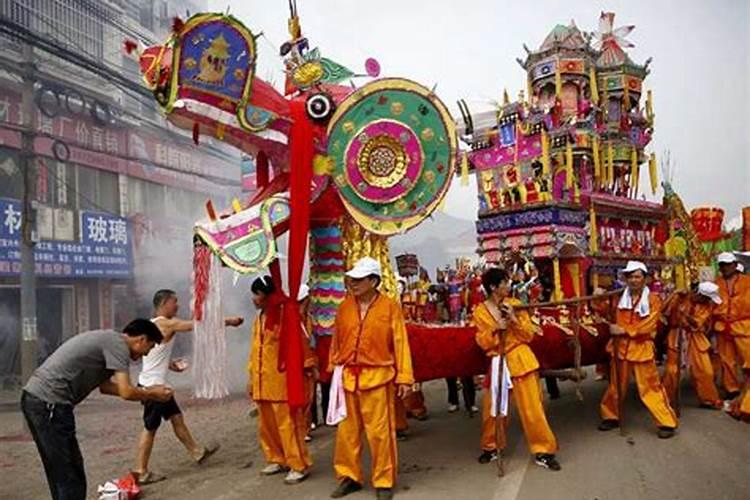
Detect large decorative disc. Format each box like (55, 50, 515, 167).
(327, 78, 457, 235)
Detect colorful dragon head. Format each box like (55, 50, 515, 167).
(133, 10, 457, 276)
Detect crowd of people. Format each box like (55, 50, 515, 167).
(18, 251, 750, 499)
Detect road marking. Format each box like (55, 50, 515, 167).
(492, 438, 530, 500)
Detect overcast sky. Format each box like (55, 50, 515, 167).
(212, 0, 749, 223)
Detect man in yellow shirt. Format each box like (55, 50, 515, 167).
(715, 252, 750, 418)
(474, 267, 560, 471)
(329, 257, 414, 500)
(661, 282, 722, 409)
(598, 261, 678, 438)
(248, 276, 313, 485)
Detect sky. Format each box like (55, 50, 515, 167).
(211, 0, 749, 223)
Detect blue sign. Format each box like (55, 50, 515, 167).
(0, 197, 133, 278)
(476, 207, 587, 234)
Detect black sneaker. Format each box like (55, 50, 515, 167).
(597, 419, 619, 431)
(331, 478, 363, 498)
(535, 453, 561, 471)
(657, 427, 676, 439)
(477, 450, 498, 464)
(725, 391, 741, 400)
(376, 488, 394, 500)
(396, 430, 408, 441)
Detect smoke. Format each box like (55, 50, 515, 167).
(130, 205, 257, 396)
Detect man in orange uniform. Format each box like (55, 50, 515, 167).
(714, 252, 750, 400)
(661, 283, 723, 409)
(248, 276, 314, 485)
(598, 261, 678, 438)
(329, 257, 414, 500)
(474, 267, 561, 471)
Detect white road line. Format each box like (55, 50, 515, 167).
(492, 439, 531, 500)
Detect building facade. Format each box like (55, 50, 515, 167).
(0, 0, 240, 386)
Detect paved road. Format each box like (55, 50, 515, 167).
(0, 376, 748, 500)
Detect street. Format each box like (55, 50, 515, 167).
(1, 375, 748, 500)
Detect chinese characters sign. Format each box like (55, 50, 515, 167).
(0, 197, 133, 278)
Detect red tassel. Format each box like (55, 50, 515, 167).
(192, 244, 211, 321)
(123, 39, 139, 55)
(192, 122, 200, 145)
(172, 17, 185, 34)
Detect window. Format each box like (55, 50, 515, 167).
(0, 149, 23, 200)
(76, 165, 120, 215)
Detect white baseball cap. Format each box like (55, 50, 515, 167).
(346, 257, 382, 279)
(622, 260, 648, 275)
(717, 252, 737, 264)
(297, 284, 310, 301)
(697, 281, 722, 304)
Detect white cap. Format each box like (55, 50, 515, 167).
(697, 281, 722, 304)
(297, 284, 310, 301)
(345, 257, 382, 279)
(622, 260, 647, 275)
(717, 252, 737, 264)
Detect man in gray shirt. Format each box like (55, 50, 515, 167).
(21, 319, 173, 500)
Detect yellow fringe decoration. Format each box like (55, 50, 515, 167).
(565, 141, 573, 189)
(552, 258, 562, 302)
(460, 151, 470, 187)
(649, 152, 658, 194)
(555, 60, 562, 98)
(646, 89, 654, 122)
(215, 122, 226, 140)
(623, 85, 630, 111)
(630, 147, 638, 188)
(589, 67, 598, 105)
(592, 137, 601, 187)
(541, 129, 550, 176)
(589, 206, 598, 254)
(607, 141, 614, 188)
(231, 198, 242, 214)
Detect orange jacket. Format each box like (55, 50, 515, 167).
(666, 297, 713, 353)
(715, 274, 750, 336)
(331, 293, 414, 392)
(473, 298, 540, 378)
(608, 291, 662, 362)
(248, 310, 317, 402)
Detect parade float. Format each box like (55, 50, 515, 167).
(130, 4, 457, 400)
(132, 7, 748, 398)
(410, 12, 749, 385)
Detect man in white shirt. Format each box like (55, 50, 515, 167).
(132, 289, 243, 484)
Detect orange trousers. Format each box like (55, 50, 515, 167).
(662, 343, 721, 407)
(257, 401, 311, 472)
(303, 373, 315, 431)
(600, 359, 678, 428)
(480, 371, 558, 455)
(716, 334, 742, 394)
(334, 384, 398, 488)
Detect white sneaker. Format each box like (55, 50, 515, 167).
(284, 470, 309, 484)
(304, 434, 312, 442)
(261, 463, 287, 475)
(470, 405, 479, 413)
(448, 404, 459, 413)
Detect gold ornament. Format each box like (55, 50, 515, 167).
(357, 135, 408, 188)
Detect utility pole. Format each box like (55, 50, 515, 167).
(19, 41, 38, 385)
